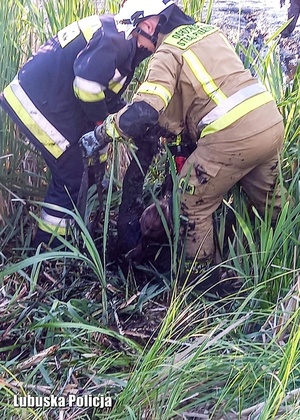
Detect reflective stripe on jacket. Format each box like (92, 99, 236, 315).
(4, 78, 70, 158)
(132, 22, 282, 141)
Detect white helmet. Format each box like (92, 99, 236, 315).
(115, 0, 174, 39)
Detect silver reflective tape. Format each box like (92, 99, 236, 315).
(199, 83, 267, 127)
(10, 78, 70, 152)
(73, 76, 105, 95)
(41, 209, 74, 228)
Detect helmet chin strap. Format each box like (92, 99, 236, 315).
(135, 21, 161, 47)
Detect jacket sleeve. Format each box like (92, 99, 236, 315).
(115, 48, 180, 138)
(73, 31, 119, 123)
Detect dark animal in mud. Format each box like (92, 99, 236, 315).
(281, 0, 300, 36)
(116, 130, 173, 273)
(117, 130, 160, 255)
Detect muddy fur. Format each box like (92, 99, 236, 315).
(117, 132, 160, 255)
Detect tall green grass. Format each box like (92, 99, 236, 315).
(0, 278, 299, 418)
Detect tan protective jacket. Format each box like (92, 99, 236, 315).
(117, 22, 282, 142)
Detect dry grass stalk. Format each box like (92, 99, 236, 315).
(15, 344, 60, 371)
(260, 272, 300, 344)
(239, 386, 300, 419)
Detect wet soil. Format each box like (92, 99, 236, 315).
(210, 0, 300, 78)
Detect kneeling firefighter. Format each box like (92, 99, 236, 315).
(84, 0, 286, 285)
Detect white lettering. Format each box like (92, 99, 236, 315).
(68, 395, 76, 406)
(13, 394, 112, 408)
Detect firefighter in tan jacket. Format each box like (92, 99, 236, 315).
(89, 0, 285, 283)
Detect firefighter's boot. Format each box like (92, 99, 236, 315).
(181, 259, 220, 292)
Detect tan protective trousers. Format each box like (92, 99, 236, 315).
(180, 119, 285, 262)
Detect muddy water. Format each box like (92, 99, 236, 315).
(211, 0, 295, 36)
(209, 0, 300, 79)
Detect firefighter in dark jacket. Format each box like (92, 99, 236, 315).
(89, 0, 286, 284)
(0, 14, 149, 248)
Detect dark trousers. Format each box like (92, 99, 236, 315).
(1, 96, 84, 220)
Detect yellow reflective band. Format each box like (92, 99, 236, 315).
(99, 153, 107, 163)
(38, 210, 73, 235)
(78, 15, 102, 42)
(105, 114, 122, 140)
(183, 49, 227, 105)
(39, 222, 66, 236)
(73, 76, 105, 102)
(3, 82, 69, 159)
(168, 135, 181, 146)
(137, 81, 172, 108)
(201, 91, 274, 137)
(38, 220, 67, 236)
(108, 75, 127, 94)
(108, 82, 123, 94)
(164, 23, 218, 50)
(73, 85, 105, 102)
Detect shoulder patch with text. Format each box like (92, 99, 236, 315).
(58, 21, 81, 48)
(163, 23, 218, 50)
(57, 16, 102, 47)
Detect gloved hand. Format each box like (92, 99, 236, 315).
(94, 114, 123, 146)
(79, 130, 109, 161)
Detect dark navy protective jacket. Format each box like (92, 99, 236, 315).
(1, 15, 148, 159)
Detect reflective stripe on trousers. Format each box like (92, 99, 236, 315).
(38, 209, 73, 236)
